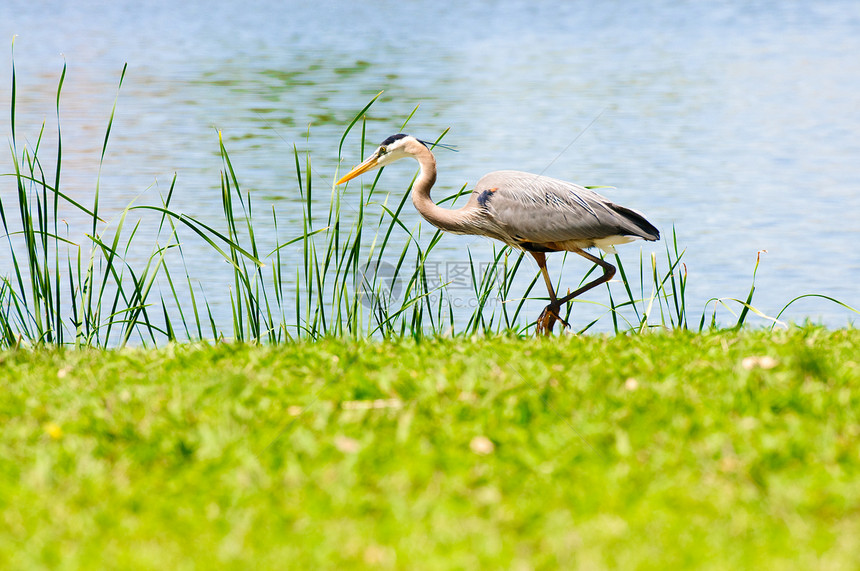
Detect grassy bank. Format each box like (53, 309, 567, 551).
(1, 326, 858, 569)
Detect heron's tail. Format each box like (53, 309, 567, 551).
(611, 204, 660, 241)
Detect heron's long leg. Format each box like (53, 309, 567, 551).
(531, 252, 569, 334)
(531, 252, 557, 303)
(532, 250, 615, 335)
(555, 250, 616, 307)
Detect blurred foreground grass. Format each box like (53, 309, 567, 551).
(1, 326, 859, 569)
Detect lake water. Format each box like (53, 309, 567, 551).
(2, 0, 859, 334)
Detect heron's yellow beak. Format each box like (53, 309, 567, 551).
(336, 154, 380, 185)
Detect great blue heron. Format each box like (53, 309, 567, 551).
(336, 134, 660, 334)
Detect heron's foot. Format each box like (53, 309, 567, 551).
(536, 303, 570, 336)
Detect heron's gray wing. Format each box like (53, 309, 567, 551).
(472, 170, 659, 245)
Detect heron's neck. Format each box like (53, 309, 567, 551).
(410, 145, 474, 233)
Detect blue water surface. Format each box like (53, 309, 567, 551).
(1, 0, 859, 335)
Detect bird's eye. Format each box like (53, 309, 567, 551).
(378, 146, 387, 155)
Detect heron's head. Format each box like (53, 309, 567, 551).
(336, 134, 426, 185)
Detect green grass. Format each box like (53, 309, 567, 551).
(1, 326, 859, 569)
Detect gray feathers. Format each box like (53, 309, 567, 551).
(467, 170, 659, 252)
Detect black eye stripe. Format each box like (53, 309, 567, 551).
(380, 133, 408, 146)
